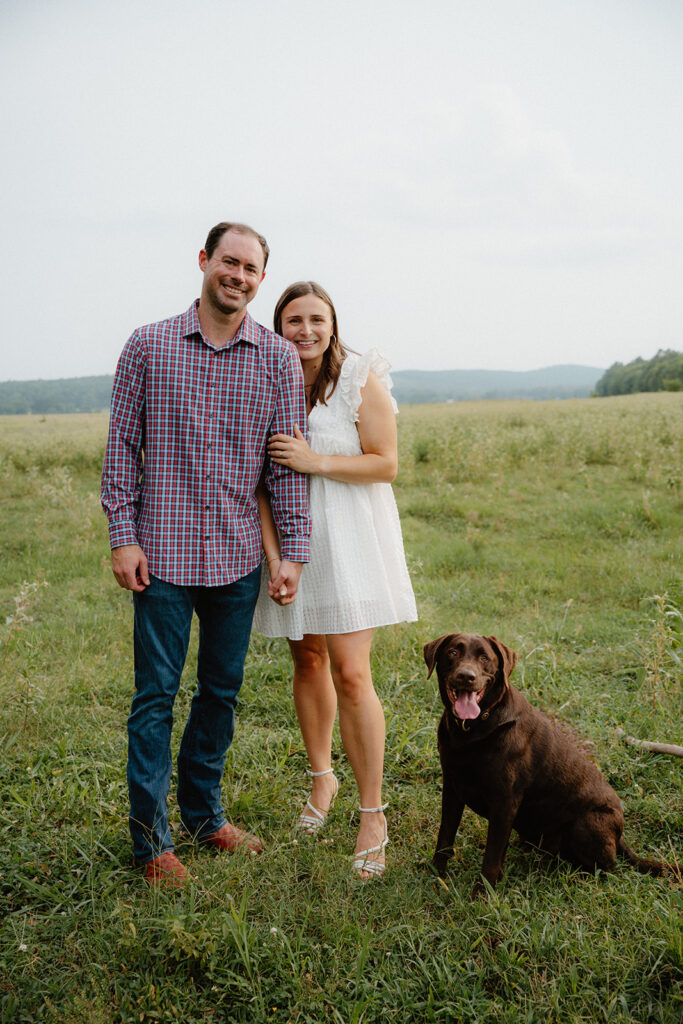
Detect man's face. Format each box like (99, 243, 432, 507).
(199, 230, 266, 317)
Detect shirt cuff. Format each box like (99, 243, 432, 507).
(279, 537, 310, 563)
(108, 519, 139, 549)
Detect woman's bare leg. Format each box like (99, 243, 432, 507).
(326, 629, 387, 875)
(288, 635, 338, 814)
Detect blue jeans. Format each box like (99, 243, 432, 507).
(128, 568, 261, 864)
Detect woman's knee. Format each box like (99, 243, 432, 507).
(289, 636, 329, 676)
(331, 661, 373, 705)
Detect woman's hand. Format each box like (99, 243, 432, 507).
(268, 425, 322, 475)
(266, 556, 288, 605)
(267, 560, 303, 605)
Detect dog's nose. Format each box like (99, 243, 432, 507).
(455, 669, 476, 684)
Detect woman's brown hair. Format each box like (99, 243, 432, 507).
(274, 281, 347, 408)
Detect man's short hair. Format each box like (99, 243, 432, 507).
(204, 222, 270, 270)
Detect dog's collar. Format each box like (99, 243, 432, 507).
(454, 711, 489, 732)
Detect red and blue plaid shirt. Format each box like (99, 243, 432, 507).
(101, 301, 311, 586)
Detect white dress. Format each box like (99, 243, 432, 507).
(252, 349, 418, 641)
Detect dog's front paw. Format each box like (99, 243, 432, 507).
(432, 854, 450, 877)
(471, 876, 495, 899)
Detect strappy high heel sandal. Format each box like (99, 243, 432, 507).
(296, 767, 339, 834)
(352, 804, 389, 879)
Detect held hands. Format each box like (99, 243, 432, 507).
(268, 426, 322, 475)
(267, 559, 303, 606)
(111, 544, 150, 591)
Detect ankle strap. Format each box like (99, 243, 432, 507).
(359, 803, 388, 813)
(307, 767, 335, 777)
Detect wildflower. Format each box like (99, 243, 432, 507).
(19, 943, 28, 952)
(270, 927, 278, 936)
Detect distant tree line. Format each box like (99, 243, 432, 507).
(2, 367, 600, 414)
(594, 349, 683, 396)
(0, 375, 113, 415)
(1, 354, 679, 413)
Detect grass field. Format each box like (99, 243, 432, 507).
(1, 394, 681, 1023)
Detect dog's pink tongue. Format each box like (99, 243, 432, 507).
(455, 692, 481, 720)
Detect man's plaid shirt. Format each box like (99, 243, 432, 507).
(101, 301, 311, 586)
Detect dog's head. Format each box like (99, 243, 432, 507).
(424, 633, 517, 722)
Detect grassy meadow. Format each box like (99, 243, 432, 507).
(1, 393, 681, 1023)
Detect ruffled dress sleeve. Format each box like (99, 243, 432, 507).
(339, 349, 399, 423)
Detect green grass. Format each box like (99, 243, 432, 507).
(1, 396, 681, 1023)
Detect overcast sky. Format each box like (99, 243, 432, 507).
(1, 0, 681, 380)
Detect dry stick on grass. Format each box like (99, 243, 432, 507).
(616, 727, 683, 758)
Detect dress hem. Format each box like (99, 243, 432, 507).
(253, 610, 418, 643)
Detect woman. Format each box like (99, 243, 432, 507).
(253, 281, 417, 878)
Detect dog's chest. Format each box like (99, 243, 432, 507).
(439, 718, 518, 808)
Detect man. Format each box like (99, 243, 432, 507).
(101, 222, 310, 887)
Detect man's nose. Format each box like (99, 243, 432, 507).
(229, 263, 245, 282)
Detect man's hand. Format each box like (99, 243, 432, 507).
(267, 560, 303, 606)
(111, 545, 150, 592)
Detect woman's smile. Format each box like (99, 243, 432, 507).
(280, 295, 334, 364)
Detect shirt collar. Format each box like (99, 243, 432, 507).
(181, 300, 260, 349)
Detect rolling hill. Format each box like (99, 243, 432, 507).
(0, 364, 605, 414)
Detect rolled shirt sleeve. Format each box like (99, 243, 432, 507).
(265, 343, 311, 563)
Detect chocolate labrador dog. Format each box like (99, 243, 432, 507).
(425, 632, 671, 892)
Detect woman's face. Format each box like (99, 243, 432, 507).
(279, 295, 334, 366)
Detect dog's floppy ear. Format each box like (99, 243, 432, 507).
(423, 634, 456, 679)
(485, 636, 517, 686)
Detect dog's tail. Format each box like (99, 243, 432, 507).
(617, 839, 676, 878)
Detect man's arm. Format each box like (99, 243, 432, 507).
(101, 332, 149, 590)
(255, 477, 299, 605)
(264, 345, 311, 569)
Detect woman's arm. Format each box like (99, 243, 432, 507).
(268, 371, 398, 484)
(255, 478, 281, 569)
(257, 478, 302, 604)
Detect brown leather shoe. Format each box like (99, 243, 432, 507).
(201, 822, 263, 855)
(143, 851, 188, 888)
